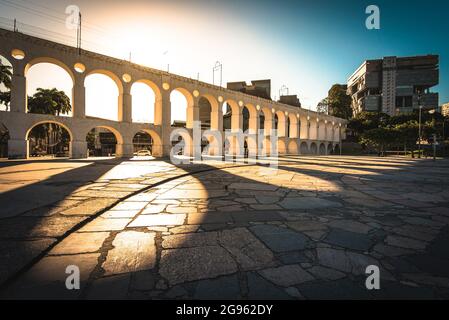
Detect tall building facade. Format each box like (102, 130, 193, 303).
(442, 103, 449, 117)
(347, 55, 439, 116)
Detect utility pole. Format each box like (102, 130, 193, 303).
(76, 12, 82, 54)
(13, 18, 17, 32)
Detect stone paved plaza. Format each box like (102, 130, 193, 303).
(0, 156, 449, 299)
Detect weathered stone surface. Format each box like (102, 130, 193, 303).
(328, 220, 373, 234)
(0, 239, 56, 286)
(287, 220, 327, 232)
(87, 274, 131, 299)
(193, 274, 241, 299)
(249, 225, 309, 252)
(219, 228, 275, 270)
(50, 232, 109, 255)
(162, 232, 218, 249)
(308, 266, 346, 280)
(246, 272, 292, 300)
(60, 198, 118, 216)
(259, 265, 314, 287)
(79, 218, 131, 232)
(102, 231, 156, 275)
(316, 248, 378, 275)
(159, 246, 238, 285)
(324, 228, 373, 251)
(279, 197, 342, 210)
(5, 253, 99, 299)
(141, 205, 166, 214)
(298, 278, 371, 299)
(129, 214, 185, 227)
(0, 216, 86, 239)
(386, 235, 427, 250)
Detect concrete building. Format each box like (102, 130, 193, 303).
(347, 55, 439, 116)
(227, 80, 271, 100)
(0, 28, 347, 159)
(442, 103, 449, 117)
(278, 95, 301, 108)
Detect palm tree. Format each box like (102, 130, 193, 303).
(27, 88, 71, 115)
(0, 62, 12, 108)
(27, 88, 72, 156)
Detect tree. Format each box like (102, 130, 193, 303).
(360, 127, 396, 156)
(27, 88, 72, 156)
(394, 121, 419, 157)
(327, 84, 352, 119)
(27, 88, 71, 115)
(0, 62, 12, 108)
(317, 98, 329, 114)
(348, 111, 390, 138)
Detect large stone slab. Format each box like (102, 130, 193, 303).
(159, 246, 238, 285)
(0, 238, 56, 286)
(129, 214, 185, 227)
(259, 265, 314, 287)
(246, 272, 292, 300)
(328, 220, 373, 234)
(50, 232, 109, 255)
(324, 228, 374, 251)
(249, 225, 309, 253)
(218, 228, 275, 270)
(4, 253, 100, 299)
(192, 274, 241, 299)
(317, 247, 379, 275)
(279, 197, 342, 210)
(102, 231, 156, 275)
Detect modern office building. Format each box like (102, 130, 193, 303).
(227, 79, 272, 99)
(347, 55, 439, 116)
(442, 103, 449, 117)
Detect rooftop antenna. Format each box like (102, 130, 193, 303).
(213, 61, 222, 87)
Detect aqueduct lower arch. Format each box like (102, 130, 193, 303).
(0, 28, 346, 159)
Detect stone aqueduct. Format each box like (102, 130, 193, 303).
(0, 28, 347, 159)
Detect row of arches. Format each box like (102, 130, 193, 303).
(0, 120, 161, 159)
(0, 118, 340, 159)
(0, 53, 341, 140)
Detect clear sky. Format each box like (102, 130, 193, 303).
(1, 0, 448, 120)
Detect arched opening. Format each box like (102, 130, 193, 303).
(222, 100, 241, 155)
(288, 114, 298, 138)
(170, 129, 193, 157)
(27, 121, 71, 158)
(275, 111, 287, 137)
(300, 141, 308, 155)
(199, 96, 212, 129)
(310, 142, 318, 155)
(259, 113, 265, 132)
(85, 71, 122, 121)
(170, 88, 193, 128)
(319, 143, 326, 155)
(26, 60, 74, 116)
(86, 127, 119, 157)
(333, 144, 341, 155)
(131, 80, 158, 123)
(287, 140, 298, 154)
(260, 107, 273, 155)
(0, 122, 9, 158)
(242, 106, 250, 133)
(133, 130, 153, 156)
(0, 55, 12, 112)
(328, 143, 333, 154)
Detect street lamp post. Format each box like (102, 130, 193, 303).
(417, 91, 422, 159)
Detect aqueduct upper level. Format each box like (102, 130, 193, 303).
(0, 28, 347, 159)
